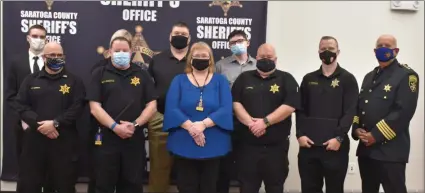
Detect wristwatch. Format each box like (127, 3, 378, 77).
(335, 136, 344, 143)
(263, 117, 271, 127)
(132, 121, 139, 127)
(53, 119, 60, 128)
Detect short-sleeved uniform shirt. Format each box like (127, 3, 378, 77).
(232, 70, 301, 145)
(87, 62, 157, 126)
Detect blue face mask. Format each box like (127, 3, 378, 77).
(375, 47, 396, 62)
(230, 43, 247, 55)
(112, 52, 131, 67)
(46, 58, 65, 72)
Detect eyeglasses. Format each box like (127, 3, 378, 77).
(44, 53, 65, 59)
(30, 34, 46, 39)
(229, 39, 245, 46)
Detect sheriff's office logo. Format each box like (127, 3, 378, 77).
(97, 25, 159, 65)
(209, 0, 243, 17)
(46, 0, 54, 10)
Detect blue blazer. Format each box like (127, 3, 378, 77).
(163, 73, 233, 159)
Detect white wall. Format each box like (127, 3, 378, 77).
(267, 1, 424, 192)
(1, 1, 424, 192)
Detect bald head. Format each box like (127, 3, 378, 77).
(43, 42, 64, 60)
(256, 43, 277, 61)
(376, 34, 397, 48)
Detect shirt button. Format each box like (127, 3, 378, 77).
(365, 100, 368, 103)
(362, 124, 365, 127)
(362, 111, 365, 115)
(369, 89, 372, 92)
(373, 81, 376, 84)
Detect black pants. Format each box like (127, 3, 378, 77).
(216, 132, 241, 193)
(298, 145, 349, 193)
(238, 141, 289, 193)
(17, 128, 78, 193)
(94, 128, 146, 193)
(87, 120, 98, 193)
(174, 156, 220, 193)
(358, 157, 407, 193)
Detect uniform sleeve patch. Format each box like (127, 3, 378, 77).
(408, 75, 418, 92)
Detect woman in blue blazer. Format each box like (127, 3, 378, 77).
(163, 41, 233, 193)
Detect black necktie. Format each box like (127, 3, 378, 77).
(33, 56, 40, 73)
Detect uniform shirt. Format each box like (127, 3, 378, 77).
(296, 65, 358, 141)
(215, 55, 257, 87)
(232, 70, 301, 145)
(87, 61, 157, 126)
(352, 59, 419, 162)
(163, 74, 233, 159)
(148, 49, 187, 114)
(13, 68, 85, 130)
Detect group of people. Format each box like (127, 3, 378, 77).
(5, 21, 419, 193)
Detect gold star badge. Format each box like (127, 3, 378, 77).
(59, 84, 70, 95)
(383, 84, 392, 92)
(270, 84, 279, 94)
(331, 78, 340, 88)
(130, 76, 140, 86)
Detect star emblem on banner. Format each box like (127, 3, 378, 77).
(97, 25, 159, 67)
(45, 0, 54, 10)
(209, 0, 243, 17)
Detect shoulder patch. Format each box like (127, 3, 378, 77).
(408, 74, 418, 92)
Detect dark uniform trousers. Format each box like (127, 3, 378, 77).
(217, 118, 243, 193)
(298, 137, 349, 193)
(174, 156, 220, 193)
(94, 126, 146, 193)
(87, 116, 99, 193)
(238, 139, 289, 193)
(17, 128, 78, 193)
(358, 156, 407, 193)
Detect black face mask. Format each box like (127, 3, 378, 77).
(319, 50, 337, 65)
(170, 35, 188, 49)
(192, 59, 209, 71)
(256, 58, 276, 73)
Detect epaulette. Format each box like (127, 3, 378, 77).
(400, 63, 411, 70)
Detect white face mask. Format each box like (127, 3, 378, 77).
(29, 37, 45, 51)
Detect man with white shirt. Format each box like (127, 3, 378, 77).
(5, 24, 52, 193)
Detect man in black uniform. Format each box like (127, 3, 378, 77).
(147, 21, 191, 193)
(5, 24, 55, 193)
(232, 43, 300, 193)
(87, 29, 134, 193)
(352, 34, 419, 193)
(12, 42, 85, 193)
(296, 36, 358, 193)
(87, 36, 157, 193)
